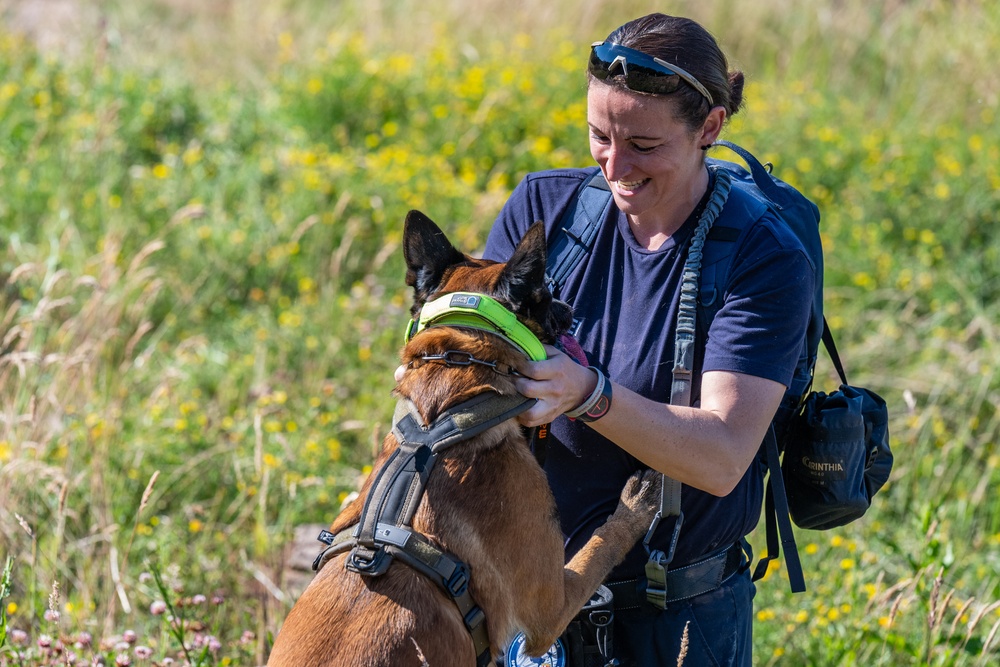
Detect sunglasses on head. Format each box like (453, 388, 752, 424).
(588, 41, 714, 106)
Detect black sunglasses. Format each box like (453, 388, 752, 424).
(588, 41, 714, 106)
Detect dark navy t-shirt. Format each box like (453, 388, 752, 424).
(483, 166, 814, 577)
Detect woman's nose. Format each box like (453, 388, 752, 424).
(601, 144, 630, 182)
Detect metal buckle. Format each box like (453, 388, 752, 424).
(345, 546, 393, 577)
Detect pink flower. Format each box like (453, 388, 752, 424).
(115, 651, 132, 666)
(134, 645, 153, 659)
(150, 600, 168, 615)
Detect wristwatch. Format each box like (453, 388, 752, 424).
(576, 371, 613, 423)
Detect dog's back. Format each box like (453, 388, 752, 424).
(268, 558, 470, 666)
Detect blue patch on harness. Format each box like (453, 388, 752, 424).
(504, 632, 567, 667)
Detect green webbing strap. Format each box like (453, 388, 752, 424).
(645, 168, 733, 608)
(404, 292, 547, 362)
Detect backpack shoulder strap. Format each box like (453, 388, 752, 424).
(696, 174, 767, 320)
(545, 169, 614, 292)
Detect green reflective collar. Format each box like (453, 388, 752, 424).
(404, 292, 547, 362)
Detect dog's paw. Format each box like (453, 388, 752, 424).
(614, 469, 662, 527)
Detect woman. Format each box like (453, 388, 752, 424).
(483, 13, 814, 666)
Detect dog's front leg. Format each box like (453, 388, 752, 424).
(522, 469, 661, 655)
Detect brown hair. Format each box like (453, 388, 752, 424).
(596, 14, 744, 130)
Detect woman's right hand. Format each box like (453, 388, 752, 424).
(514, 345, 598, 426)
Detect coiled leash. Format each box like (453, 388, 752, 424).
(643, 168, 732, 606)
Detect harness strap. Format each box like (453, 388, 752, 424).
(392, 392, 536, 453)
(314, 525, 492, 663)
(335, 391, 533, 664)
(351, 392, 534, 567)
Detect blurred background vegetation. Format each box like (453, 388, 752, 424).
(0, 0, 997, 664)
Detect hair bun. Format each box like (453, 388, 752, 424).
(728, 70, 745, 117)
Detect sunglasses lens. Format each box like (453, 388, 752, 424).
(626, 66, 683, 96)
(588, 50, 613, 80)
(588, 44, 683, 95)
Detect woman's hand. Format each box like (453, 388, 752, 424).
(514, 344, 598, 426)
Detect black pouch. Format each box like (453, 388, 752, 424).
(562, 585, 616, 667)
(782, 384, 892, 530)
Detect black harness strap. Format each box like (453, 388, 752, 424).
(321, 391, 534, 666)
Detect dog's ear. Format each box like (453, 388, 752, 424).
(403, 210, 467, 302)
(497, 222, 554, 329)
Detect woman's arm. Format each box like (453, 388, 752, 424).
(514, 346, 784, 497)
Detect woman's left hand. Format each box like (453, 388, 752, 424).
(514, 345, 598, 426)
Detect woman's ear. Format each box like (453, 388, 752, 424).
(699, 106, 727, 148)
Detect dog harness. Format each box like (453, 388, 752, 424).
(315, 292, 547, 666)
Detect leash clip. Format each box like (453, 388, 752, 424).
(643, 511, 684, 609)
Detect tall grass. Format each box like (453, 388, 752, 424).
(0, 0, 998, 664)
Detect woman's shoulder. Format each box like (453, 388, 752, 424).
(517, 166, 601, 192)
(503, 167, 605, 220)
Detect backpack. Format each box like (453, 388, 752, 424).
(544, 140, 893, 593)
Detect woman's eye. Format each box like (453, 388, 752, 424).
(633, 143, 656, 153)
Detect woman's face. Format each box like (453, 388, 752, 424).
(587, 83, 709, 226)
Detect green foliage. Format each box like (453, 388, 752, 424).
(0, 1, 999, 664)
(0, 557, 12, 650)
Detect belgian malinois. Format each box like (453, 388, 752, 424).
(267, 210, 660, 666)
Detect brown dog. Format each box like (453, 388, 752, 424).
(267, 210, 660, 667)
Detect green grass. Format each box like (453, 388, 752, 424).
(0, 0, 998, 664)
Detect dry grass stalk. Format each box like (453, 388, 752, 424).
(980, 617, 1000, 663)
(965, 601, 1000, 643)
(411, 637, 430, 667)
(948, 596, 976, 641)
(14, 513, 33, 538)
(139, 470, 160, 513)
(677, 620, 690, 666)
(927, 567, 943, 631)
